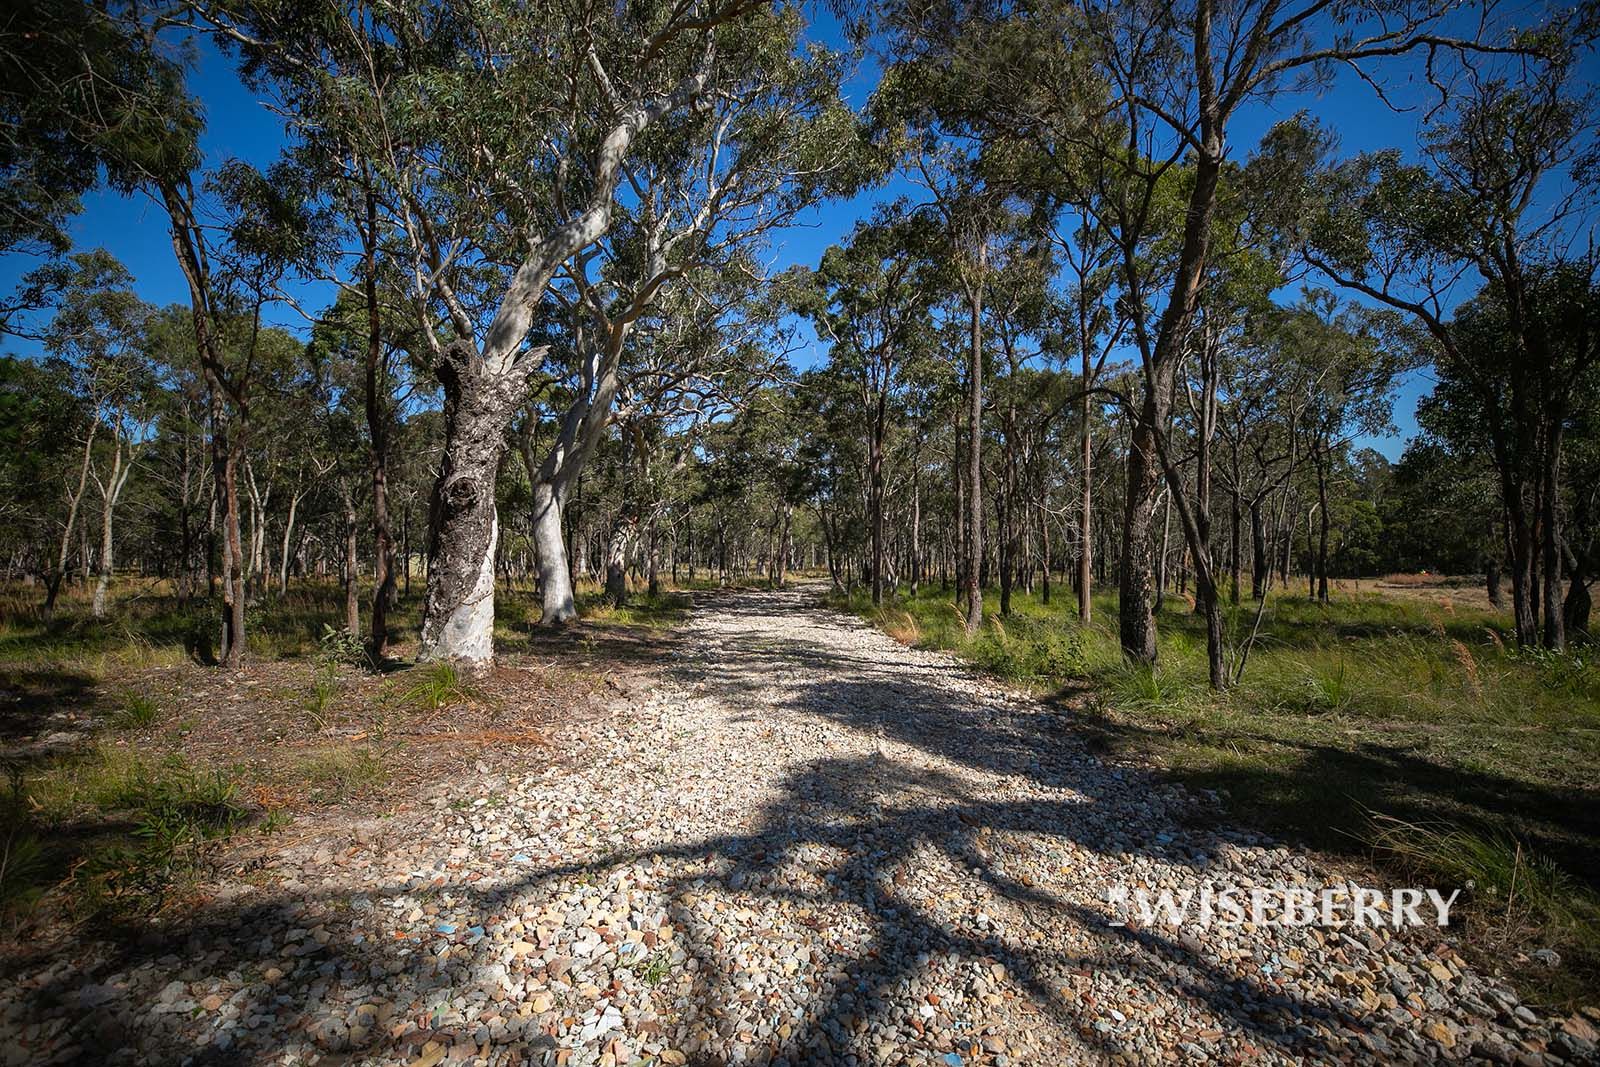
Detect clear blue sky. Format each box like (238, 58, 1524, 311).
(3, 13, 1585, 459)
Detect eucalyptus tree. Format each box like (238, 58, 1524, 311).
(880, 0, 1548, 681)
(1300, 48, 1598, 647)
(981, 239, 1063, 615)
(787, 211, 941, 605)
(1046, 205, 1121, 622)
(19, 10, 312, 663)
(513, 12, 864, 625)
(19, 250, 157, 618)
(1215, 310, 1316, 601)
(209, 0, 824, 665)
(792, 367, 871, 593)
(1407, 272, 1600, 638)
(1264, 295, 1416, 604)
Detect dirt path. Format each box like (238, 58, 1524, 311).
(2, 586, 1584, 1065)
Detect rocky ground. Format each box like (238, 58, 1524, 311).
(4, 585, 1596, 1066)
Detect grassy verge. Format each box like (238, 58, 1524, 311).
(0, 576, 687, 930)
(835, 579, 1600, 1006)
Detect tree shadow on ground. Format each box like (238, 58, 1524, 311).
(6, 589, 1456, 1066)
(1059, 698, 1600, 894)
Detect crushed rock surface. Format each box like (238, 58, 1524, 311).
(3, 585, 1590, 1066)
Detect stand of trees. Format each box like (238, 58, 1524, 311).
(2, 0, 1595, 679)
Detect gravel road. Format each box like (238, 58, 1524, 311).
(4, 585, 1590, 1066)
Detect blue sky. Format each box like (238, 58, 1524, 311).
(2, 13, 1585, 459)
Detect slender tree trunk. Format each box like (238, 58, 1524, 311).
(341, 478, 359, 636)
(1540, 434, 1566, 650)
(964, 256, 985, 636)
(1119, 398, 1162, 662)
(870, 432, 885, 606)
(219, 437, 246, 667)
(1154, 490, 1171, 615)
(1228, 485, 1242, 606)
(778, 505, 792, 589)
(1040, 503, 1052, 605)
(279, 488, 301, 596)
(364, 191, 397, 658)
(909, 470, 921, 595)
(46, 419, 98, 618)
(1077, 297, 1094, 625)
(1315, 445, 1331, 604)
(92, 442, 128, 620)
(1250, 497, 1268, 600)
(954, 404, 967, 609)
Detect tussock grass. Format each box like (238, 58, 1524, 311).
(402, 660, 476, 712)
(112, 692, 163, 729)
(303, 663, 341, 731)
(1367, 814, 1595, 932)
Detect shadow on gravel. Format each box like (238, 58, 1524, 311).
(4, 588, 1450, 1065)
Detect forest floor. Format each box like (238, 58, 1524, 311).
(4, 583, 1598, 1065)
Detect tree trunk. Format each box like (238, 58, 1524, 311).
(1228, 486, 1242, 606)
(909, 470, 921, 595)
(1250, 497, 1268, 600)
(91, 449, 121, 619)
(419, 345, 516, 667)
(362, 191, 398, 658)
(1315, 449, 1331, 604)
(1119, 399, 1161, 663)
(606, 517, 634, 607)
(341, 478, 360, 636)
(531, 479, 577, 625)
(1154, 489, 1171, 615)
(279, 490, 299, 596)
(1487, 554, 1504, 608)
(870, 432, 885, 606)
(220, 445, 246, 666)
(1540, 439, 1566, 650)
(963, 256, 985, 636)
(46, 419, 97, 618)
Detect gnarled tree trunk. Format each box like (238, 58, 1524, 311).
(419, 344, 521, 666)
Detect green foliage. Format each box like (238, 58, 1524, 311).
(1513, 646, 1600, 702)
(70, 753, 244, 915)
(113, 691, 162, 729)
(317, 624, 370, 668)
(403, 660, 475, 712)
(1366, 814, 1600, 973)
(0, 772, 49, 916)
(1301, 656, 1354, 712)
(303, 663, 341, 731)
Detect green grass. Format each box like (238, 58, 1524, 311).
(838, 579, 1600, 1003)
(402, 660, 475, 711)
(2, 746, 246, 919)
(303, 663, 342, 731)
(291, 745, 389, 803)
(573, 588, 693, 629)
(112, 692, 163, 729)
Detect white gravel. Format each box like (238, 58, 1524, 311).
(2, 585, 1590, 1066)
